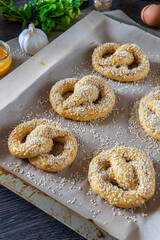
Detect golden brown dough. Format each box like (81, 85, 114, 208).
(139, 91, 160, 140)
(49, 75, 115, 121)
(8, 119, 77, 172)
(92, 43, 150, 82)
(88, 146, 155, 208)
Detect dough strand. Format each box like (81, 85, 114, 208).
(92, 43, 150, 82)
(88, 146, 155, 208)
(49, 75, 115, 121)
(8, 119, 78, 172)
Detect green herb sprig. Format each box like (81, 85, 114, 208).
(0, 0, 85, 34)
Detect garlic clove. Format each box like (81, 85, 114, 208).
(18, 24, 49, 55)
(19, 29, 29, 52)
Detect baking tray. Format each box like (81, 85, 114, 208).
(0, 8, 116, 240)
(0, 9, 159, 240)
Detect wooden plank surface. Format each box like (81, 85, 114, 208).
(0, 0, 159, 240)
(0, 185, 85, 240)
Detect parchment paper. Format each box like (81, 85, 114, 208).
(0, 11, 160, 240)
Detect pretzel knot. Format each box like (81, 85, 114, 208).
(88, 146, 155, 208)
(8, 119, 77, 172)
(92, 43, 150, 82)
(139, 91, 160, 140)
(49, 75, 115, 121)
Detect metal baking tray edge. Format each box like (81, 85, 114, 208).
(0, 167, 115, 240)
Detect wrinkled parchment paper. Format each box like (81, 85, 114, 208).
(0, 11, 160, 240)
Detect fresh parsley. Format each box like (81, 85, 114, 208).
(0, 0, 85, 34)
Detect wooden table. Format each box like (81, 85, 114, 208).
(0, 1, 159, 240)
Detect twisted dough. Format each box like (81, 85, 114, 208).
(88, 146, 155, 208)
(49, 75, 115, 121)
(8, 119, 77, 172)
(139, 91, 160, 140)
(92, 43, 150, 82)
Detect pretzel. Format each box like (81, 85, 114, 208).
(139, 91, 160, 140)
(49, 75, 115, 121)
(8, 119, 77, 172)
(92, 43, 150, 82)
(88, 146, 155, 208)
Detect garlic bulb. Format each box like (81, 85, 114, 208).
(18, 24, 49, 55)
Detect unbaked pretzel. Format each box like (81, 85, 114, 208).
(139, 91, 160, 140)
(49, 75, 115, 121)
(8, 119, 77, 172)
(88, 146, 155, 208)
(92, 43, 150, 82)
